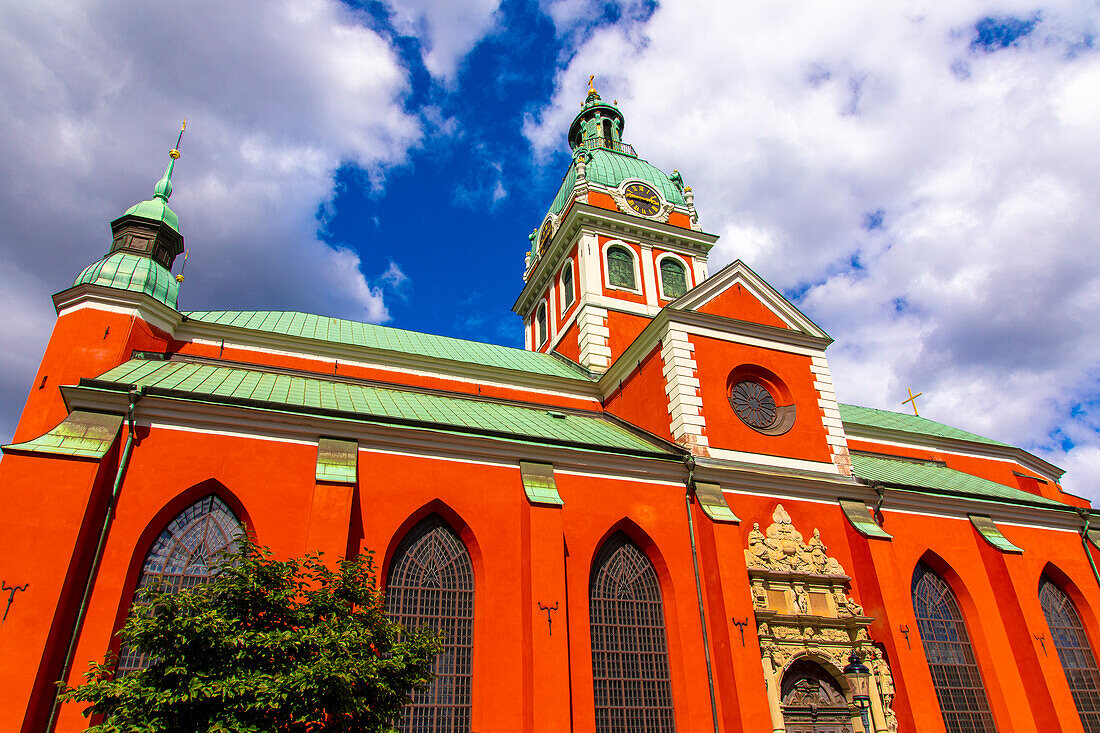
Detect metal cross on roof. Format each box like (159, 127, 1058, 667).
(902, 387, 923, 416)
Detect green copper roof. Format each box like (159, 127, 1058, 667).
(969, 514, 1024, 553)
(2, 410, 124, 459)
(839, 404, 1008, 447)
(316, 437, 358, 483)
(75, 251, 179, 309)
(89, 359, 672, 457)
(124, 159, 180, 233)
(549, 149, 686, 216)
(838, 498, 892, 539)
(850, 453, 1063, 508)
(183, 311, 592, 382)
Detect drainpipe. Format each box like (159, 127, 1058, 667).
(1077, 509, 1100, 593)
(684, 455, 721, 733)
(46, 387, 142, 733)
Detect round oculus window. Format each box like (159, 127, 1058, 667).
(730, 380, 778, 430)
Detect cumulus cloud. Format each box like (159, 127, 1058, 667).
(0, 0, 423, 440)
(529, 1, 1100, 496)
(386, 0, 502, 80)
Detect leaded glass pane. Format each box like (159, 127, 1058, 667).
(117, 494, 242, 674)
(607, 247, 636, 290)
(912, 562, 996, 732)
(1040, 578, 1100, 732)
(590, 534, 675, 733)
(659, 259, 687, 299)
(386, 516, 474, 733)
(562, 264, 575, 309)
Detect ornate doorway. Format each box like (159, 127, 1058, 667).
(780, 660, 854, 733)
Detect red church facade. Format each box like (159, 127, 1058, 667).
(3, 87, 1100, 733)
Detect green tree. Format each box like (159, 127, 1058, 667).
(61, 537, 442, 732)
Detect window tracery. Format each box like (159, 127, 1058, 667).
(1040, 577, 1100, 732)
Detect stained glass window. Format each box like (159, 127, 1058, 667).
(536, 303, 547, 346)
(386, 516, 474, 733)
(562, 263, 575, 310)
(117, 494, 243, 674)
(590, 533, 675, 733)
(607, 246, 636, 290)
(1039, 578, 1100, 732)
(912, 562, 996, 732)
(659, 259, 687, 299)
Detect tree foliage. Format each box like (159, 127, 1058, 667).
(61, 537, 442, 732)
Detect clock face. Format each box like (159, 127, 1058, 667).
(538, 221, 553, 253)
(624, 182, 661, 216)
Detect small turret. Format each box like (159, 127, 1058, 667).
(568, 77, 631, 155)
(73, 123, 188, 309)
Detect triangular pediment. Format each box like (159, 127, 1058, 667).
(672, 260, 829, 340)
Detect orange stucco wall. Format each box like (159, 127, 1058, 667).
(603, 345, 672, 440)
(696, 281, 791, 329)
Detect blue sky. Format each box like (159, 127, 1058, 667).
(1, 0, 1099, 496)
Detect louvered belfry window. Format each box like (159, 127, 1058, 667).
(659, 259, 687, 299)
(117, 494, 243, 674)
(912, 562, 996, 732)
(386, 516, 474, 733)
(607, 246, 636, 290)
(536, 303, 548, 346)
(590, 533, 675, 733)
(562, 263, 575, 309)
(1039, 578, 1100, 732)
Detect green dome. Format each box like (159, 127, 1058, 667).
(549, 148, 686, 216)
(75, 251, 179, 309)
(123, 158, 180, 233)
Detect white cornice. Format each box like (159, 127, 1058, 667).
(53, 284, 182, 336)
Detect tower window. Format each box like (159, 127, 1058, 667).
(659, 258, 688, 299)
(606, 246, 637, 290)
(1039, 577, 1100, 732)
(602, 119, 613, 145)
(561, 262, 575, 312)
(118, 494, 243, 674)
(590, 533, 675, 732)
(386, 516, 474, 733)
(912, 562, 996, 732)
(536, 302, 548, 346)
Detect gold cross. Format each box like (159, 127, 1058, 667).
(902, 387, 923, 416)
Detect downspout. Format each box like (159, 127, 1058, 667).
(46, 387, 142, 733)
(684, 455, 721, 733)
(1077, 509, 1100, 593)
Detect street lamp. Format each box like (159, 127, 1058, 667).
(843, 651, 873, 731)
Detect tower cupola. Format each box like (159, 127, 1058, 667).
(568, 77, 630, 155)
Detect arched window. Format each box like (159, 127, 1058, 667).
(602, 118, 613, 145)
(659, 258, 688, 300)
(117, 494, 243, 674)
(386, 516, 474, 732)
(590, 533, 674, 733)
(561, 262, 575, 312)
(1039, 578, 1100, 732)
(536, 302, 548, 346)
(606, 246, 636, 290)
(912, 562, 995, 732)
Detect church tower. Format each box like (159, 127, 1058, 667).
(513, 81, 718, 372)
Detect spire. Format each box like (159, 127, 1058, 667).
(152, 120, 186, 203)
(123, 121, 186, 234)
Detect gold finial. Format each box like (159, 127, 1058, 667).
(169, 119, 186, 159)
(587, 75, 597, 95)
(175, 250, 188, 284)
(902, 387, 923, 416)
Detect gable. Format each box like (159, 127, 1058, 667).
(695, 282, 791, 329)
(674, 260, 829, 339)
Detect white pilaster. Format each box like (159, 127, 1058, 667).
(662, 325, 708, 455)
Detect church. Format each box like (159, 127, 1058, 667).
(2, 82, 1099, 733)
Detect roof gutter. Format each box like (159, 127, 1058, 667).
(46, 386, 142, 732)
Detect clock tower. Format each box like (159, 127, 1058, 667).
(513, 81, 718, 373)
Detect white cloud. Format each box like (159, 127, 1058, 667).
(0, 0, 423, 441)
(531, 1, 1100, 497)
(386, 0, 502, 81)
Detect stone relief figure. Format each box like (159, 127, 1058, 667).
(744, 504, 849, 576)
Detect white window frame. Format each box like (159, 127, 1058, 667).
(602, 240, 643, 295)
(559, 258, 576, 317)
(655, 252, 692, 301)
(535, 301, 549, 347)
